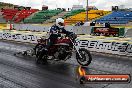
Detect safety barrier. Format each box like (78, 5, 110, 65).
(0, 30, 132, 57)
(77, 35, 132, 56)
(0, 30, 47, 43)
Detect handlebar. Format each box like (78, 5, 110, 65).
(68, 33, 77, 40)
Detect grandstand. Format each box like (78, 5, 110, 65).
(0, 2, 39, 23)
(13, 9, 38, 23)
(1, 9, 19, 22)
(1, 9, 38, 23)
(63, 9, 85, 19)
(24, 10, 63, 23)
(44, 11, 69, 23)
(0, 1, 132, 26)
(95, 11, 132, 24)
(64, 10, 111, 25)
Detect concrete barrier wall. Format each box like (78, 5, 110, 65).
(7, 24, 132, 36)
(125, 28, 132, 37)
(13, 24, 91, 34)
(72, 26, 92, 34)
(126, 22, 132, 26)
(13, 24, 50, 32)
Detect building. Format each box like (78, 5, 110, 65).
(87, 6, 98, 10)
(112, 6, 119, 11)
(42, 5, 48, 10)
(72, 5, 84, 10)
(119, 5, 125, 10)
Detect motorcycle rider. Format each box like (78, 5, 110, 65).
(48, 18, 74, 46)
(37, 18, 76, 64)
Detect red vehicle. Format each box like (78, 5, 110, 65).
(92, 27, 119, 36)
(34, 34, 92, 66)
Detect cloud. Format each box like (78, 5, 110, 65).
(0, 0, 28, 6)
(92, 0, 130, 10)
(0, 0, 131, 10)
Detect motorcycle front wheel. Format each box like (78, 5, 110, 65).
(76, 48, 92, 66)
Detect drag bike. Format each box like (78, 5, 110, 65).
(34, 33, 92, 66)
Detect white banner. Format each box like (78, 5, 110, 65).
(0, 32, 40, 43)
(78, 39, 132, 56)
(0, 31, 132, 56)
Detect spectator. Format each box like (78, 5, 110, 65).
(75, 21, 84, 26)
(90, 21, 96, 26)
(80, 21, 84, 26)
(105, 22, 111, 28)
(75, 22, 81, 26)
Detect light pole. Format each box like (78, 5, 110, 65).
(86, 0, 88, 22)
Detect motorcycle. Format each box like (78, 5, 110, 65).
(34, 33, 92, 66)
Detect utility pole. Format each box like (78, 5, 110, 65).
(86, 0, 88, 22)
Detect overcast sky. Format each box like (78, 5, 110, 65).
(0, 0, 131, 10)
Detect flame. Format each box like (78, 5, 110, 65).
(78, 66, 86, 76)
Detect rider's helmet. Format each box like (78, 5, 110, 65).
(56, 18, 65, 28)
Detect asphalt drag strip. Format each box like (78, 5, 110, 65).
(0, 40, 131, 88)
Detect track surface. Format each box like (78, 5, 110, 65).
(0, 40, 131, 88)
